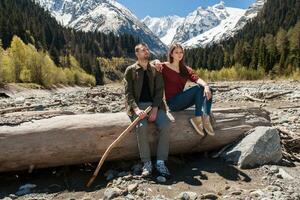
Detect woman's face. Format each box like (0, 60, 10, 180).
(171, 47, 184, 62)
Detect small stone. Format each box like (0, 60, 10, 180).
(276, 168, 294, 180)
(103, 187, 122, 200)
(176, 191, 198, 200)
(269, 165, 279, 174)
(8, 194, 17, 199)
(127, 183, 138, 193)
(156, 176, 166, 183)
(225, 185, 230, 190)
(230, 190, 242, 195)
(266, 185, 282, 192)
(34, 104, 45, 111)
(125, 193, 135, 200)
(201, 192, 219, 199)
(14, 97, 25, 104)
(250, 190, 264, 197)
(136, 190, 146, 197)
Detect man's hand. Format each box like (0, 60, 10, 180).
(148, 107, 158, 122)
(204, 85, 212, 100)
(153, 59, 163, 72)
(134, 108, 147, 119)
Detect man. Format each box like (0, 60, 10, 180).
(124, 43, 171, 177)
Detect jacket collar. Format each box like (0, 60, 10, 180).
(135, 61, 151, 71)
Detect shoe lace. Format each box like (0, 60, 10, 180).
(143, 161, 152, 172)
(157, 162, 169, 175)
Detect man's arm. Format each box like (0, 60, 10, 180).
(152, 69, 164, 108)
(124, 67, 138, 110)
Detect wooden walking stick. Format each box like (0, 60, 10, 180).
(86, 106, 152, 187)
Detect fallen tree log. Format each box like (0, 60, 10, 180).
(0, 107, 271, 172)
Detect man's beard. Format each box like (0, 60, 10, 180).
(143, 54, 150, 60)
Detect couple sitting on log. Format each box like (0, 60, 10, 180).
(124, 42, 214, 178)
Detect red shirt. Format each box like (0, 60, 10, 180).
(162, 64, 199, 101)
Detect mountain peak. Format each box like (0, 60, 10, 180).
(35, 0, 167, 55)
(212, 1, 225, 10)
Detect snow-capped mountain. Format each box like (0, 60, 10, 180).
(182, 6, 246, 48)
(172, 2, 228, 45)
(34, 0, 167, 55)
(142, 15, 184, 46)
(233, 0, 267, 32)
(143, 0, 266, 48)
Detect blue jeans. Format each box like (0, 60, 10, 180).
(167, 85, 213, 116)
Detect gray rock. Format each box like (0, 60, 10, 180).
(103, 187, 123, 200)
(156, 176, 166, 183)
(15, 183, 37, 196)
(269, 165, 279, 174)
(175, 191, 198, 200)
(125, 193, 136, 200)
(221, 126, 282, 168)
(14, 96, 25, 104)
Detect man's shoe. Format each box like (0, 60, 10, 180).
(141, 161, 152, 177)
(156, 160, 170, 177)
(190, 116, 205, 136)
(202, 115, 215, 136)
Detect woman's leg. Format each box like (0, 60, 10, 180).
(167, 85, 205, 116)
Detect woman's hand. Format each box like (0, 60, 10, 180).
(153, 59, 163, 72)
(204, 85, 212, 100)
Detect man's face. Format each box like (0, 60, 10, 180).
(136, 45, 150, 60)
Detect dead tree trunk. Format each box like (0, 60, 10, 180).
(0, 107, 270, 172)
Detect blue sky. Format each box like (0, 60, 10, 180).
(117, 0, 256, 19)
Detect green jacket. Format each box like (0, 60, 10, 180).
(124, 62, 166, 117)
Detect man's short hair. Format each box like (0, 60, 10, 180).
(135, 43, 149, 52)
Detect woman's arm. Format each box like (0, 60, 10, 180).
(150, 59, 164, 72)
(186, 66, 212, 100)
(196, 78, 212, 100)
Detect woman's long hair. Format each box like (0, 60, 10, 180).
(168, 43, 189, 78)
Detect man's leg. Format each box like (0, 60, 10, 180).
(155, 109, 170, 161)
(135, 118, 151, 162)
(134, 102, 153, 176)
(155, 109, 171, 176)
(135, 102, 152, 162)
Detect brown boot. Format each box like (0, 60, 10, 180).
(190, 116, 205, 136)
(202, 115, 215, 136)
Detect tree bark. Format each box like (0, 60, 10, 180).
(0, 107, 270, 172)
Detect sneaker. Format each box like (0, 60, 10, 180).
(156, 160, 170, 177)
(189, 116, 205, 136)
(141, 161, 152, 177)
(202, 115, 215, 136)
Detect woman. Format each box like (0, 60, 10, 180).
(155, 43, 214, 136)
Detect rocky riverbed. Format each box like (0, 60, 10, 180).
(0, 80, 299, 200)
